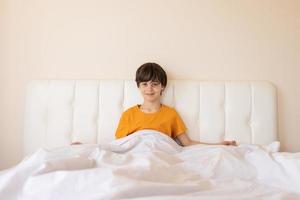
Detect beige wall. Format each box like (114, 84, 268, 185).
(1, 0, 299, 169)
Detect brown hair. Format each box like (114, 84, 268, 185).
(135, 62, 167, 88)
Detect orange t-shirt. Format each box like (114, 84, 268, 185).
(115, 104, 187, 139)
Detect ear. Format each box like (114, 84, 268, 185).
(160, 87, 165, 95)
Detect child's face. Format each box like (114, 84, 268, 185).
(138, 80, 164, 103)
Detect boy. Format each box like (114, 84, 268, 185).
(115, 62, 236, 146)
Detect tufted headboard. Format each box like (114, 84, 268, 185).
(23, 80, 277, 156)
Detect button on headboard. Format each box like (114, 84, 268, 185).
(24, 80, 277, 155)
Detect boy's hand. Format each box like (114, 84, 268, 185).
(71, 141, 82, 145)
(221, 140, 237, 146)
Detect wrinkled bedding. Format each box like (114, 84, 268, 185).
(1, 130, 300, 200)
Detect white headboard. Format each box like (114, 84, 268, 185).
(24, 80, 277, 155)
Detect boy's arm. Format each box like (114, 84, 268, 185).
(175, 133, 236, 146)
(71, 141, 82, 145)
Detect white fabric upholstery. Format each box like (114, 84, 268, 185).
(23, 80, 277, 156)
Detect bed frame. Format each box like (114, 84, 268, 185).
(23, 80, 277, 156)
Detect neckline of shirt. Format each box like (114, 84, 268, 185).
(136, 104, 164, 115)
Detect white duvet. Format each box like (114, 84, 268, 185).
(1, 130, 300, 200)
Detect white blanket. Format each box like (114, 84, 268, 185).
(1, 130, 300, 200)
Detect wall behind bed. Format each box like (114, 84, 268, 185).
(0, 0, 299, 169)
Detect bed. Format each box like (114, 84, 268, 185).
(1, 80, 300, 200)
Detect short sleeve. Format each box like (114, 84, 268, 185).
(115, 112, 130, 139)
(171, 110, 187, 138)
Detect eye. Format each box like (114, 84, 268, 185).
(152, 82, 160, 86)
(141, 82, 147, 86)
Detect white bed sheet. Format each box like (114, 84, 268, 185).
(0, 130, 300, 200)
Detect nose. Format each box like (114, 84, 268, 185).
(146, 85, 154, 90)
